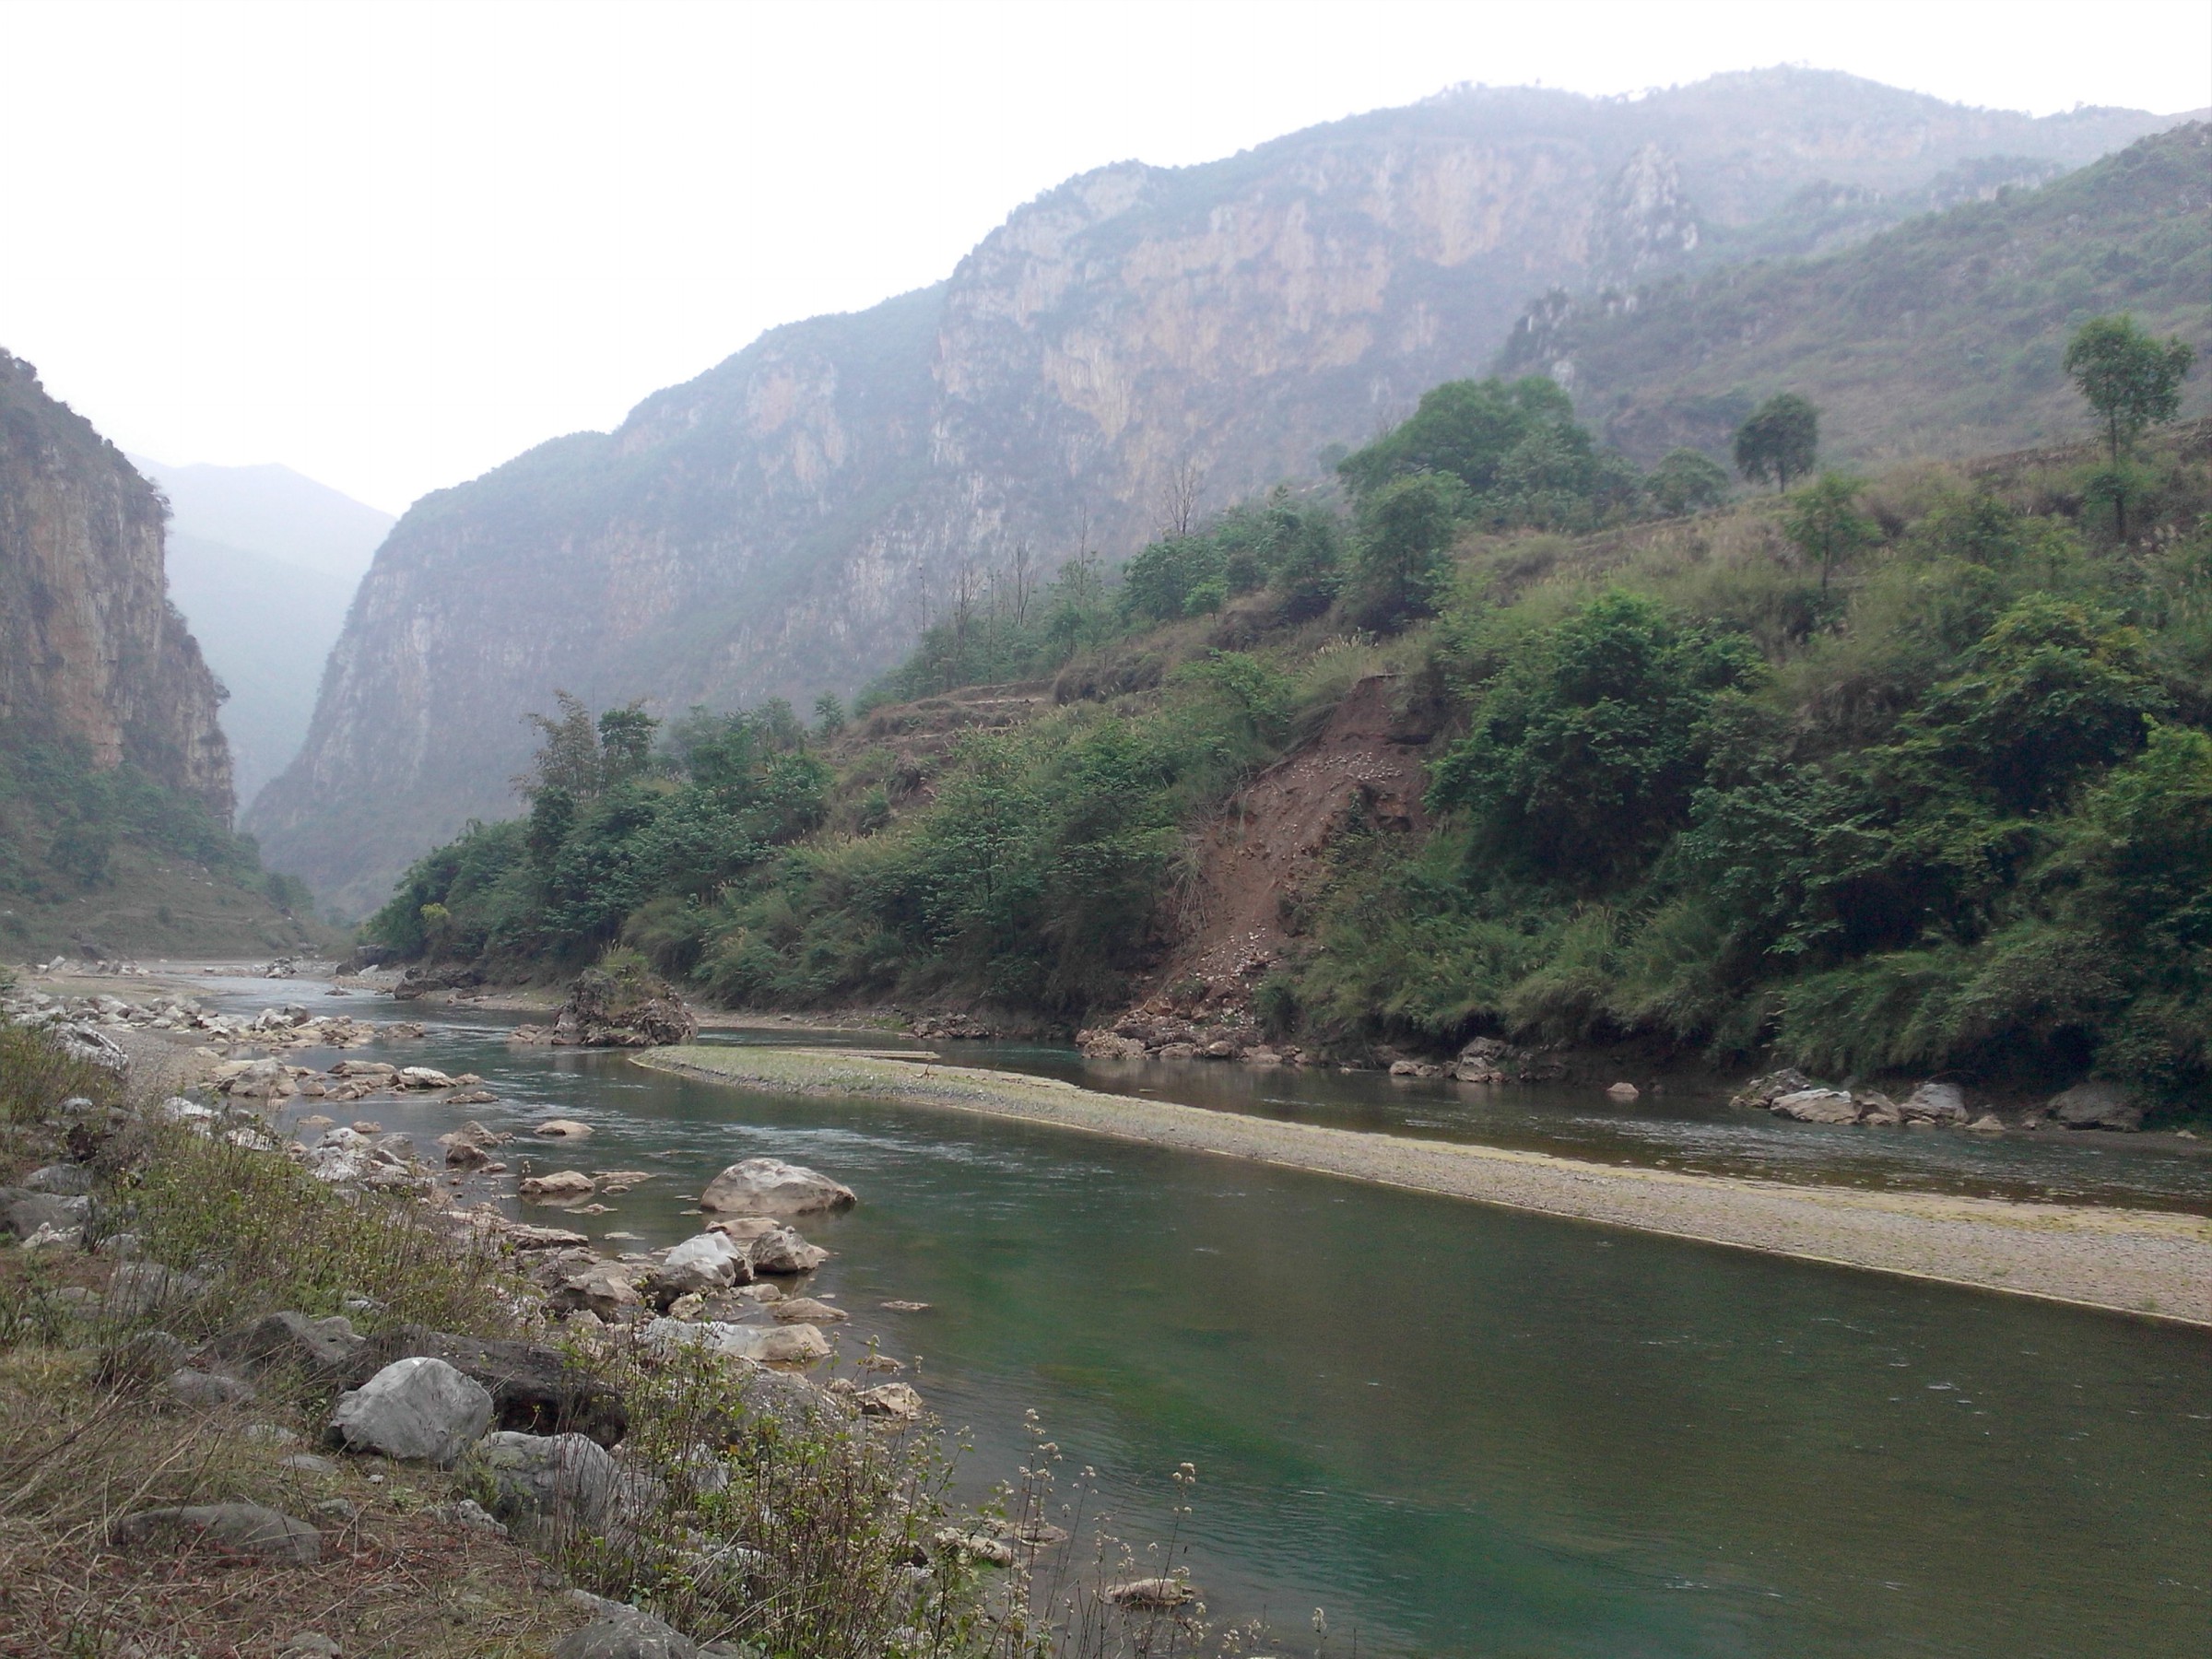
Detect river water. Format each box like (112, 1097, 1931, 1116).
(203, 980, 2209, 1658)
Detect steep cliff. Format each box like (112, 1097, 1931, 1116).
(0, 353, 323, 958)
(0, 352, 230, 814)
(251, 68, 2184, 912)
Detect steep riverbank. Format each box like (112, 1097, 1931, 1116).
(639, 1045, 2212, 1326)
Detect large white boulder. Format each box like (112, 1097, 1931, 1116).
(699, 1157, 855, 1218)
(652, 1232, 754, 1299)
(327, 1356, 493, 1465)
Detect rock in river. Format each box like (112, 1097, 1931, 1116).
(1770, 1088, 1861, 1124)
(1900, 1081, 1969, 1124)
(2047, 1079, 2143, 1131)
(699, 1157, 856, 1218)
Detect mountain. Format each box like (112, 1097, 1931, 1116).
(135, 460, 394, 806)
(0, 352, 317, 959)
(248, 68, 2188, 914)
(1498, 123, 2212, 465)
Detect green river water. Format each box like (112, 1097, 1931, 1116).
(226, 983, 2208, 1658)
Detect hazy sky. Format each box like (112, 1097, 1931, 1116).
(3, 0, 2206, 515)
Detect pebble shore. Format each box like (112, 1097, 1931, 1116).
(638, 1045, 2212, 1327)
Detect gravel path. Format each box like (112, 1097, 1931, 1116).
(638, 1045, 2212, 1328)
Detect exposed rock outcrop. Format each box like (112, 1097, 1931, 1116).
(0, 350, 232, 816)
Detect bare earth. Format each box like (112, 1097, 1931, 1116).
(637, 1045, 2212, 1329)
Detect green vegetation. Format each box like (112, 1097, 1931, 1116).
(1500, 123, 2211, 465)
(1734, 393, 1819, 492)
(373, 322, 2208, 1109)
(0, 720, 316, 956)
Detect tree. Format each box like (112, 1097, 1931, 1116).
(1339, 375, 1582, 501)
(1733, 394, 1819, 492)
(1350, 472, 1468, 629)
(596, 703, 659, 785)
(2064, 314, 2195, 539)
(1647, 448, 1730, 516)
(813, 692, 846, 737)
(1783, 473, 1879, 591)
(517, 691, 604, 799)
(2065, 314, 2195, 465)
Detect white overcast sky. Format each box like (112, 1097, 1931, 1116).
(2, 0, 2206, 516)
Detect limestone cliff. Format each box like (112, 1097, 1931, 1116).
(0, 351, 232, 817)
(251, 69, 2183, 912)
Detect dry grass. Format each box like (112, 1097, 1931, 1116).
(0, 1336, 582, 1658)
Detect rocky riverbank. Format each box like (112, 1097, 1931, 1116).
(639, 1046, 2212, 1327)
(0, 1021, 1136, 1656)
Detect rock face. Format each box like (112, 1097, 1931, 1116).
(699, 1158, 856, 1218)
(0, 351, 232, 816)
(245, 71, 2178, 911)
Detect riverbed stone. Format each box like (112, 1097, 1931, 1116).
(520, 1171, 596, 1200)
(2048, 1080, 2143, 1131)
(552, 1264, 642, 1321)
(855, 1382, 924, 1419)
(327, 1356, 493, 1465)
(648, 1319, 832, 1367)
(350, 1325, 629, 1446)
(771, 1296, 847, 1324)
(112, 1501, 322, 1566)
(199, 1312, 367, 1383)
(472, 1430, 617, 1535)
(1900, 1082, 1969, 1124)
(651, 1231, 755, 1300)
(742, 1224, 830, 1276)
(699, 1157, 856, 1218)
(553, 1599, 698, 1659)
(1770, 1088, 1862, 1124)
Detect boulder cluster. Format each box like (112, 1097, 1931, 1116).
(1, 983, 403, 1061)
(1732, 1070, 2147, 1132)
(8, 1080, 928, 1657)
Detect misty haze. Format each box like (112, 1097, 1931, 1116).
(0, 6, 2206, 1656)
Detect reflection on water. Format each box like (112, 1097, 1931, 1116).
(197, 982, 2209, 1658)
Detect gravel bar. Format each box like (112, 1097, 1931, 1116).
(635, 1045, 2212, 1328)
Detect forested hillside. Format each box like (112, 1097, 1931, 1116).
(369, 326, 2211, 1115)
(1502, 123, 2212, 464)
(249, 69, 2185, 914)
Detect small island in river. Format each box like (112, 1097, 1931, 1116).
(638, 1044, 2212, 1328)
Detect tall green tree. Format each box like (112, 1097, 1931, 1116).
(2064, 314, 2196, 465)
(2064, 313, 2194, 539)
(1733, 394, 1819, 492)
(1350, 472, 1468, 629)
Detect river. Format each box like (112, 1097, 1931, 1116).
(198, 978, 2209, 1658)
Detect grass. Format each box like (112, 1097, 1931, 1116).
(1, 1023, 1266, 1657)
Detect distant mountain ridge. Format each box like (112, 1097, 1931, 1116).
(135, 458, 394, 808)
(248, 67, 2191, 913)
(1497, 122, 2212, 464)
